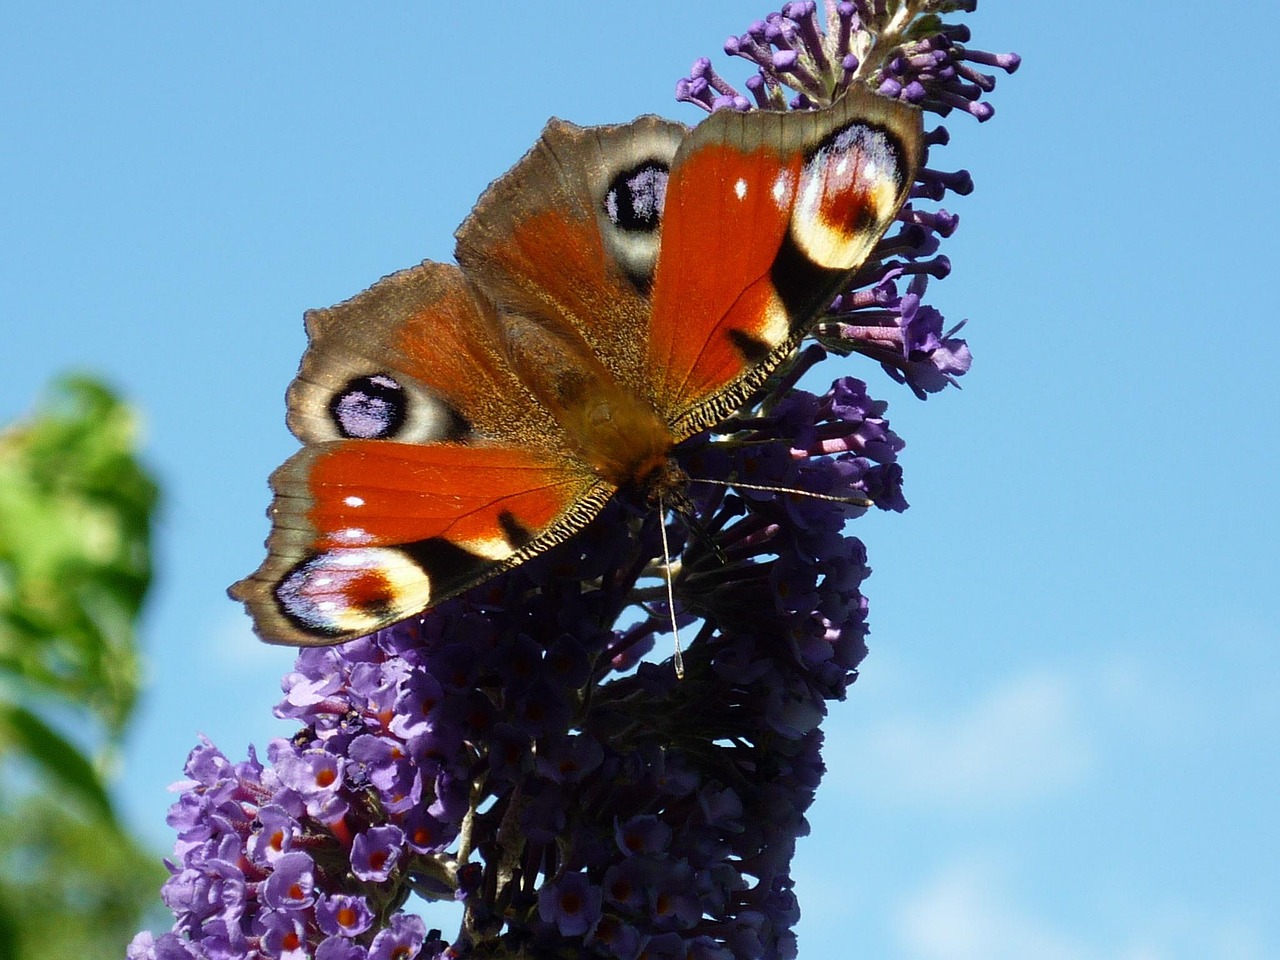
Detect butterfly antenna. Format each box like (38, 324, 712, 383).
(689, 476, 873, 508)
(656, 493, 685, 680)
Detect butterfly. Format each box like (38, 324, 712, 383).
(230, 87, 923, 646)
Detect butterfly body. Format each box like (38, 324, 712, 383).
(232, 88, 923, 646)
(492, 306, 675, 490)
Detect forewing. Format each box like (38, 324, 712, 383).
(454, 114, 687, 388)
(645, 88, 924, 435)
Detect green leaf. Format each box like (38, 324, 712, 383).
(0, 800, 168, 960)
(0, 703, 114, 822)
(0, 374, 158, 735)
(0, 373, 165, 960)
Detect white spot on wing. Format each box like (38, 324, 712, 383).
(772, 170, 794, 208)
(734, 177, 748, 200)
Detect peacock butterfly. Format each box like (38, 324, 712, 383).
(230, 87, 923, 646)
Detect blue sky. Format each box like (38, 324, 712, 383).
(3, 3, 1277, 959)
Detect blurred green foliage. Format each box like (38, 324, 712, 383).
(0, 375, 167, 960)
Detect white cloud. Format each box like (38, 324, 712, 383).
(893, 858, 1273, 960)
(1115, 907, 1271, 960)
(895, 859, 1085, 960)
(848, 672, 1092, 808)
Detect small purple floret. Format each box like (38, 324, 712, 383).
(539, 871, 604, 938)
(350, 824, 404, 882)
(314, 893, 375, 937)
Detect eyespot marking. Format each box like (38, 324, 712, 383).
(330, 374, 406, 440)
(604, 161, 669, 233)
(790, 120, 910, 270)
(275, 547, 431, 637)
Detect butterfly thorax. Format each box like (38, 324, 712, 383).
(502, 312, 674, 489)
(575, 385, 673, 485)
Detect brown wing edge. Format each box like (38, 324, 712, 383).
(283, 261, 557, 454)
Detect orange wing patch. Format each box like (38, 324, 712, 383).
(232, 442, 605, 645)
(647, 142, 799, 421)
(306, 440, 587, 559)
(645, 95, 921, 436)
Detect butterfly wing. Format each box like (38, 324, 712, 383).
(231, 262, 610, 645)
(451, 115, 697, 490)
(646, 87, 924, 435)
(455, 114, 687, 394)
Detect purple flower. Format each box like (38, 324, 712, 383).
(588, 915, 642, 960)
(135, 5, 1018, 960)
(350, 824, 405, 882)
(603, 858, 651, 913)
(367, 914, 427, 960)
(638, 931, 689, 960)
(315, 893, 375, 938)
(260, 909, 310, 958)
(126, 931, 198, 960)
(534, 732, 605, 784)
(316, 937, 369, 960)
(615, 815, 673, 857)
(538, 871, 604, 938)
(262, 851, 316, 910)
(246, 804, 300, 866)
(271, 741, 348, 822)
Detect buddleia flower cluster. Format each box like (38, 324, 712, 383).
(130, 3, 1017, 958)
